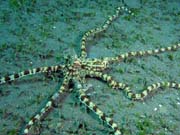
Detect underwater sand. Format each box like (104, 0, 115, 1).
(0, 0, 180, 135)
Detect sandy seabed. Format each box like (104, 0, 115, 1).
(0, 0, 180, 135)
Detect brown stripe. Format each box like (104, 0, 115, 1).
(130, 94, 136, 99)
(136, 51, 143, 56)
(80, 95, 87, 101)
(14, 73, 19, 78)
(81, 38, 86, 42)
(57, 66, 62, 71)
(114, 126, 119, 131)
(24, 70, 29, 75)
(100, 113, 106, 121)
(140, 93, 145, 98)
(50, 99, 57, 107)
(169, 83, 173, 87)
(151, 84, 156, 89)
(25, 124, 31, 130)
(108, 119, 113, 126)
(81, 47, 86, 52)
(118, 55, 123, 60)
(5, 76, 10, 81)
(47, 66, 51, 71)
(36, 67, 40, 72)
(31, 117, 36, 123)
(175, 83, 179, 88)
(93, 105, 97, 112)
(128, 52, 133, 57)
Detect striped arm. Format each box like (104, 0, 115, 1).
(0, 65, 65, 85)
(86, 70, 127, 89)
(103, 43, 180, 63)
(124, 81, 180, 100)
(77, 87, 121, 135)
(86, 71, 180, 100)
(23, 72, 70, 135)
(80, 6, 134, 58)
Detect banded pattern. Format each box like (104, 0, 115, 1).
(87, 70, 127, 89)
(87, 71, 180, 100)
(124, 82, 180, 100)
(104, 43, 180, 63)
(0, 3, 179, 135)
(80, 6, 134, 58)
(78, 87, 121, 135)
(23, 72, 70, 135)
(0, 65, 64, 85)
